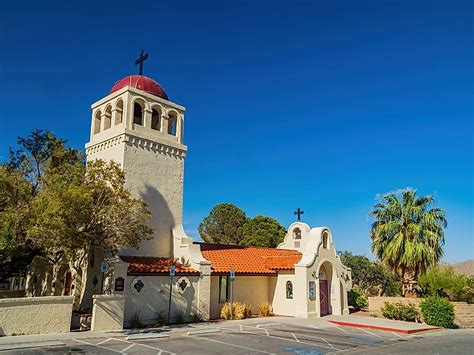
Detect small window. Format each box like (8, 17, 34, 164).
(133, 102, 144, 126)
(219, 276, 229, 303)
(151, 108, 161, 131)
(286, 281, 293, 299)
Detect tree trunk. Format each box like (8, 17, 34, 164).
(401, 269, 418, 298)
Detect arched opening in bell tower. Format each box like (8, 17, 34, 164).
(93, 110, 101, 134)
(151, 107, 161, 131)
(168, 112, 177, 136)
(133, 100, 145, 126)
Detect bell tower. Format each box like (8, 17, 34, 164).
(85, 55, 186, 257)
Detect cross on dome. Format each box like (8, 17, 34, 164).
(135, 50, 149, 75)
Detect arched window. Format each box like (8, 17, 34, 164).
(168, 112, 177, 136)
(104, 105, 112, 130)
(151, 108, 161, 131)
(115, 99, 123, 125)
(293, 228, 302, 240)
(322, 231, 328, 249)
(286, 281, 293, 299)
(133, 101, 144, 126)
(93, 110, 101, 134)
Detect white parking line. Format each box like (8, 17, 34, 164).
(223, 326, 340, 351)
(188, 334, 272, 354)
(390, 331, 404, 338)
(97, 338, 114, 345)
(72, 338, 124, 354)
(121, 343, 136, 352)
(359, 328, 383, 338)
(292, 333, 300, 342)
(113, 337, 175, 355)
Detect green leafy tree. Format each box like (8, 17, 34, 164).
(369, 189, 447, 297)
(240, 215, 287, 248)
(419, 266, 474, 303)
(198, 203, 247, 244)
(340, 251, 401, 296)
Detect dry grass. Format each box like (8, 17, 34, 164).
(259, 302, 273, 317)
(220, 302, 253, 320)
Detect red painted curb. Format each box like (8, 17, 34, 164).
(329, 320, 438, 334)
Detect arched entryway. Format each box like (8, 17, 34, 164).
(318, 261, 333, 316)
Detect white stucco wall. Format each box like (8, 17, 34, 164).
(85, 87, 187, 258)
(271, 271, 297, 316)
(123, 275, 200, 326)
(0, 296, 73, 336)
(91, 294, 126, 331)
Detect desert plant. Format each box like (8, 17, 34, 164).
(220, 303, 233, 320)
(191, 312, 202, 323)
(130, 311, 143, 329)
(155, 311, 166, 326)
(348, 288, 368, 310)
(381, 301, 420, 322)
(419, 297, 455, 328)
(220, 302, 253, 320)
(175, 312, 185, 324)
(369, 313, 378, 318)
(259, 302, 273, 317)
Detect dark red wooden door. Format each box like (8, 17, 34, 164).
(64, 272, 72, 296)
(319, 280, 329, 316)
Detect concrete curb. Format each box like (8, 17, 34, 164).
(186, 328, 221, 335)
(126, 332, 171, 340)
(0, 340, 65, 351)
(329, 320, 439, 334)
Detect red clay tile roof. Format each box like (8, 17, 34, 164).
(120, 256, 199, 275)
(198, 243, 302, 274)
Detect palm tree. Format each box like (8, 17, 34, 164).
(369, 189, 447, 297)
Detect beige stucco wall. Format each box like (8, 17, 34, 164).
(271, 271, 297, 316)
(85, 87, 187, 258)
(91, 294, 126, 331)
(123, 275, 201, 326)
(209, 275, 275, 319)
(0, 296, 73, 336)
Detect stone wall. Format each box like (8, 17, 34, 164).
(0, 296, 73, 336)
(369, 296, 423, 314)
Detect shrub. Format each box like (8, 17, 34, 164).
(155, 311, 166, 326)
(191, 312, 202, 323)
(259, 302, 273, 317)
(348, 288, 368, 310)
(220, 302, 252, 320)
(381, 301, 419, 322)
(419, 297, 455, 328)
(369, 313, 378, 318)
(130, 311, 143, 329)
(175, 312, 185, 324)
(220, 303, 233, 320)
(419, 266, 474, 303)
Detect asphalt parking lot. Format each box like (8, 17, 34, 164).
(2, 319, 473, 354)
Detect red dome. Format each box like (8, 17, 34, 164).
(110, 75, 169, 100)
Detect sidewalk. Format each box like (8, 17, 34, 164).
(326, 314, 439, 334)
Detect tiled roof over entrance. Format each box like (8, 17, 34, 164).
(198, 243, 302, 274)
(120, 256, 199, 275)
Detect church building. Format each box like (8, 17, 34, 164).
(84, 55, 352, 325)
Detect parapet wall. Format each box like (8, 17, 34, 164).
(0, 296, 73, 336)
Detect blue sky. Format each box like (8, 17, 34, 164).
(0, 1, 472, 262)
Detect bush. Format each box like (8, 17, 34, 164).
(175, 312, 185, 324)
(381, 301, 419, 322)
(220, 302, 252, 320)
(348, 288, 368, 310)
(155, 311, 166, 326)
(419, 297, 455, 328)
(191, 312, 202, 323)
(259, 302, 273, 317)
(130, 311, 143, 329)
(419, 266, 474, 303)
